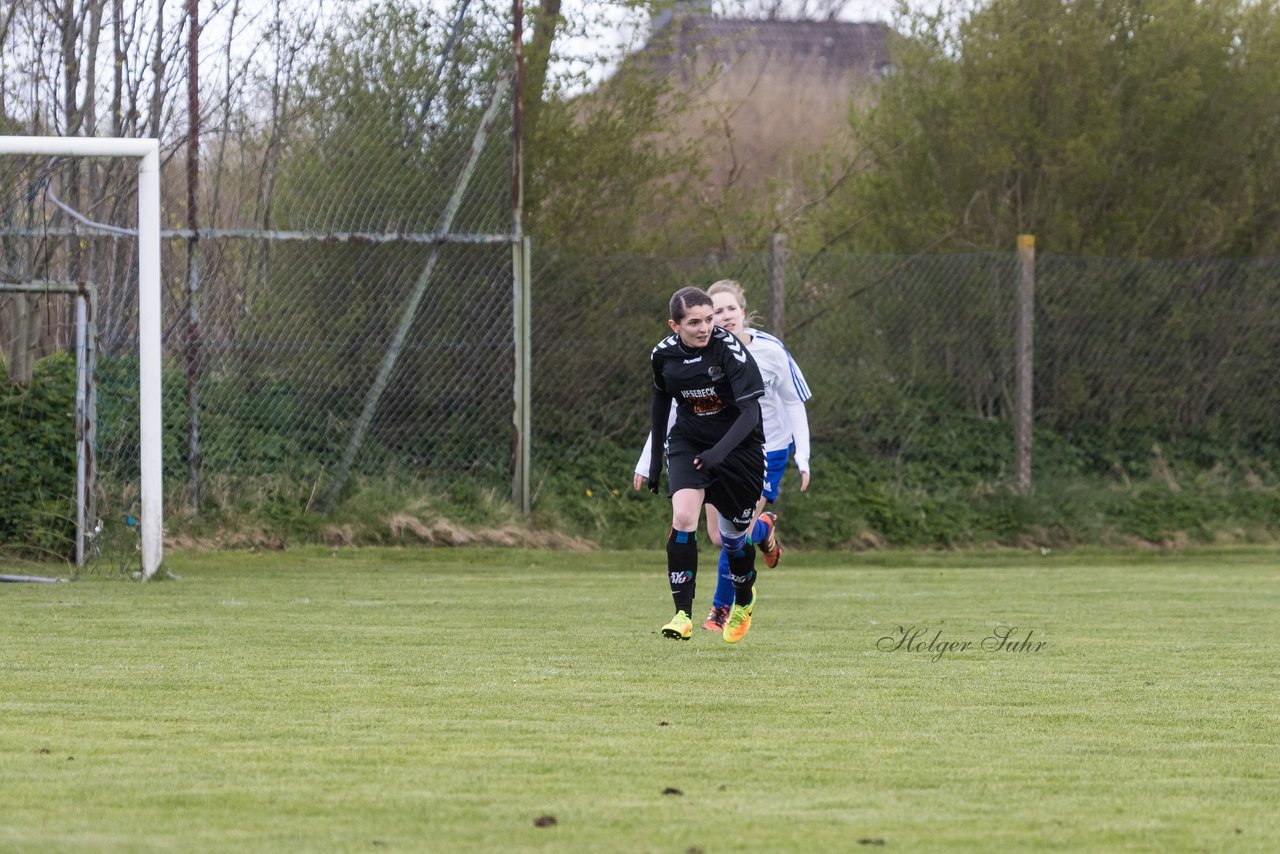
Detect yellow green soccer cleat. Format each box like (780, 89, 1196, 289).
(661, 610, 693, 640)
(722, 587, 756, 644)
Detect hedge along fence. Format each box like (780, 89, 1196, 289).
(11, 248, 1280, 558)
(529, 249, 1280, 486)
(0, 353, 77, 557)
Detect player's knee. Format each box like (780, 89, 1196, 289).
(672, 510, 701, 531)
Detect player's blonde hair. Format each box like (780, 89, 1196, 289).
(707, 279, 762, 329)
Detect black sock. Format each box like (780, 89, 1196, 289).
(726, 545, 757, 607)
(667, 528, 698, 615)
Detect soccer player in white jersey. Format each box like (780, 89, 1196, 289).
(644, 286, 767, 643)
(634, 279, 812, 632)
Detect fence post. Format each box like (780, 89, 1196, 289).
(74, 289, 88, 568)
(512, 235, 532, 515)
(511, 0, 530, 515)
(1015, 234, 1035, 496)
(184, 0, 203, 513)
(769, 232, 786, 337)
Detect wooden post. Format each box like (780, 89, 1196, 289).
(1015, 235, 1035, 496)
(511, 0, 530, 514)
(769, 232, 787, 511)
(769, 232, 786, 337)
(185, 0, 203, 512)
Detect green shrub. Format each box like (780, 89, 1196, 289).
(74, 354, 1280, 552)
(0, 353, 78, 557)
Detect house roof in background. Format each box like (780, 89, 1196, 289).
(647, 17, 891, 77)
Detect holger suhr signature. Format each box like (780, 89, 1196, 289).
(877, 625, 1047, 662)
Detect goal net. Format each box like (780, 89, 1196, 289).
(0, 280, 97, 568)
(0, 137, 163, 579)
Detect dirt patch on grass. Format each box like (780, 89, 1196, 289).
(841, 530, 884, 550)
(166, 528, 286, 551)
(387, 514, 594, 550)
(166, 517, 594, 551)
(322, 524, 357, 546)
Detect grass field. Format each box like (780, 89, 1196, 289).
(2, 546, 1278, 852)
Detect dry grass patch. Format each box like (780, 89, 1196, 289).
(386, 514, 593, 550)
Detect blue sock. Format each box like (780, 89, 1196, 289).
(751, 516, 768, 544)
(713, 548, 734, 609)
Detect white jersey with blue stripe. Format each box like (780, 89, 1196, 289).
(747, 330, 811, 456)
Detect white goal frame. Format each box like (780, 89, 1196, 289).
(0, 136, 163, 579)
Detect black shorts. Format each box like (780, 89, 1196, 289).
(665, 432, 765, 530)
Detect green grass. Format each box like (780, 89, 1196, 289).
(2, 546, 1278, 852)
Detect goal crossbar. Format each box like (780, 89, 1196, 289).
(0, 135, 163, 579)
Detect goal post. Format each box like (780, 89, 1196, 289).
(0, 280, 97, 568)
(0, 135, 163, 579)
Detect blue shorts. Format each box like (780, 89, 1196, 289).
(761, 445, 793, 503)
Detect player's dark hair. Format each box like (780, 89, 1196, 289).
(669, 286, 712, 323)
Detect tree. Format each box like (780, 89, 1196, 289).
(809, 0, 1280, 257)
(519, 0, 705, 254)
(522, 47, 704, 254)
(0, 0, 205, 372)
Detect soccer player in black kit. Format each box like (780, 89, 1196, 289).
(647, 286, 766, 643)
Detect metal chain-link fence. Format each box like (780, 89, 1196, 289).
(7, 2, 1280, 561)
(530, 249, 1280, 482)
(529, 250, 1019, 448)
(2, 1, 521, 561)
(9, 180, 1280, 561)
(1034, 256, 1280, 439)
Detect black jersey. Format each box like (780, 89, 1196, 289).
(651, 326, 766, 450)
